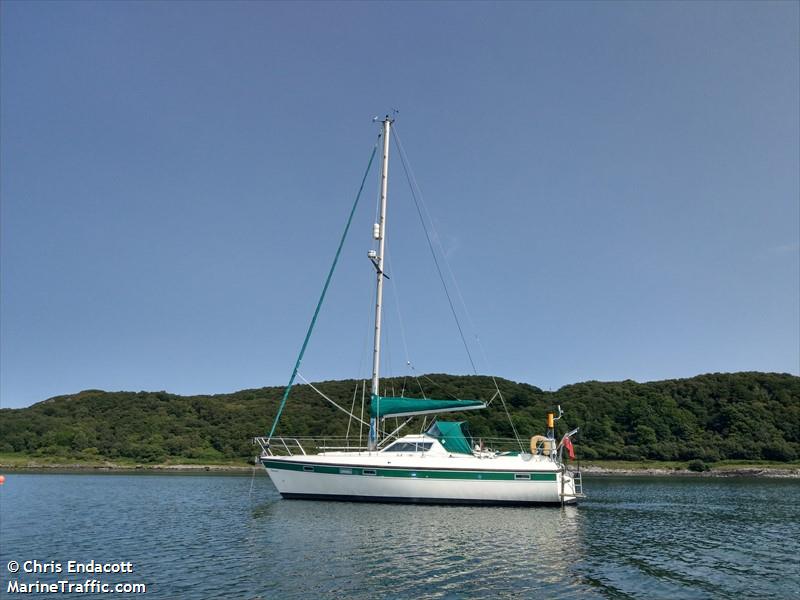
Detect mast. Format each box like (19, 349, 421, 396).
(368, 116, 392, 451)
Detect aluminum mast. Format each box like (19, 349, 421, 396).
(368, 116, 392, 451)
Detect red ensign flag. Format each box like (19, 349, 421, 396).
(563, 436, 575, 460)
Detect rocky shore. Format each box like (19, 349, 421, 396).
(2, 461, 798, 478)
(0, 462, 254, 473)
(580, 465, 800, 478)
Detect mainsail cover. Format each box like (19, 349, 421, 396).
(370, 395, 485, 420)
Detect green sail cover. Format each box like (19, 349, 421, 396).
(426, 421, 474, 455)
(370, 395, 485, 420)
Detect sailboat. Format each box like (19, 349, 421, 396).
(256, 117, 583, 505)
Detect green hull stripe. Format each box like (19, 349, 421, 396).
(262, 460, 558, 482)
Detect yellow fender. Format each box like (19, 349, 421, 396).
(530, 435, 552, 454)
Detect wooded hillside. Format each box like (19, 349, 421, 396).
(1, 372, 797, 464)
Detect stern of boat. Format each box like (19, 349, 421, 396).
(560, 467, 584, 505)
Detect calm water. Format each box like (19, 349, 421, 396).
(1, 472, 798, 599)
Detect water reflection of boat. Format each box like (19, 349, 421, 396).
(253, 498, 585, 595)
(256, 117, 583, 505)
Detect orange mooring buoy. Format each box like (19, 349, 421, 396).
(0, 475, 5, 485)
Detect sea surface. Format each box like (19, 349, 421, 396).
(1, 472, 798, 599)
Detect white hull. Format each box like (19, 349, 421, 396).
(261, 453, 579, 506)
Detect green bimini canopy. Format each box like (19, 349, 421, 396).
(370, 395, 485, 421)
(426, 421, 474, 455)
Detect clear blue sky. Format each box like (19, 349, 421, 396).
(2, 1, 798, 408)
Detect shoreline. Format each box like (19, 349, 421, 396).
(1, 461, 798, 478)
(579, 465, 800, 478)
(0, 462, 255, 473)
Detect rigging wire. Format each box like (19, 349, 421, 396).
(357, 259, 377, 379)
(423, 191, 516, 424)
(297, 372, 371, 429)
(381, 292, 394, 392)
(359, 380, 366, 447)
(345, 384, 359, 439)
(373, 140, 384, 237)
(418, 372, 460, 401)
(296, 372, 396, 440)
(385, 249, 428, 401)
(393, 127, 524, 451)
(248, 456, 257, 500)
(268, 141, 378, 438)
(392, 128, 478, 375)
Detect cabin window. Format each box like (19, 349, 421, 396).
(303, 466, 315, 472)
(514, 473, 531, 480)
(363, 469, 377, 476)
(381, 442, 433, 453)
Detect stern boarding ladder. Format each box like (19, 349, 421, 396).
(572, 470, 584, 496)
(561, 469, 584, 504)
